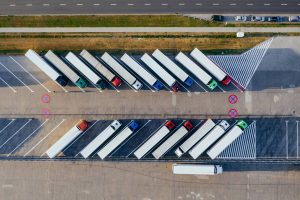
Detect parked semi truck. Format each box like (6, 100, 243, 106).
(207, 120, 248, 159)
(189, 120, 230, 159)
(80, 120, 122, 159)
(80, 50, 122, 87)
(152, 49, 193, 87)
(65, 52, 106, 89)
(101, 52, 142, 90)
(175, 119, 216, 157)
(44, 50, 87, 88)
(25, 49, 68, 86)
(190, 48, 231, 85)
(141, 53, 180, 92)
(97, 121, 139, 159)
(46, 120, 88, 158)
(172, 164, 223, 175)
(134, 120, 175, 159)
(120, 53, 163, 90)
(175, 52, 218, 90)
(152, 121, 193, 159)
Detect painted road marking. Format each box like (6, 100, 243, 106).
(229, 3, 237, 5)
(247, 3, 254, 6)
(9, 4, 16, 6)
(10, 56, 51, 93)
(297, 121, 299, 158)
(264, 3, 271, 5)
(286, 120, 289, 159)
(0, 62, 34, 92)
(43, 4, 50, 6)
(0, 119, 16, 135)
(7, 119, 49, 156)
(178, 3, 185, 6)
(144, 3, 151, 6)
(161, 3, 168, 6)
(63, 120, 99, 155)
(110, 4, 117, 6)
(0, 119, 32, 149)
(60, 4, 66, 6)
(192, 79, 208, 92)
(128, 3, 134, 6)
(26, 4, 32, 7)
(24, 119, 66, 157)
(212, 3, 220, 6)
(0, 77, 17, 93)
(281, 3, 288, 6)
(195, 3, 202, 6)
(93, 4, 100, 6)
(76, 4, 83, 6)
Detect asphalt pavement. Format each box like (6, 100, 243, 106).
(0, 0, 300, 15)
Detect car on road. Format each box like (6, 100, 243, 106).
(266, 16, 281, 22)
(211, 15, 224, 21)
(235, 16, 247, 21)
(251, 16, 265, 22)
(289, 16, 300, 22)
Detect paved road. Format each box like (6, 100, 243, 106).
(0, 0, 300, 15)
(1, 161, 300, 200)
(1, 27, 300, 33)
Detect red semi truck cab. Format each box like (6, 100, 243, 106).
(77, 120, 88, 131)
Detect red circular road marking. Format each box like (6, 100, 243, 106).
(228, 94, 238, 104)
(41, 94, 50, 103)
(42, 108, 50, 118)
(228, 108, 238, 118)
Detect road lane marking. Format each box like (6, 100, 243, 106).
(110, 4, 117, 6)
(144, 3, 151, 6)
(63, 120, 99, 155)
(128, 3, 134, 6)
(7, 119, 49, 156)
(264, 3, 271, 6)
(93, 4, 100, 6)
(161, 3, 168, 6)
(0, 62, 34, 92)
(26, 4, 32, 7)
(286, 120, 289, 159)
(297, 121, 299, 158)
(0, 119, 32, 149)
(212, 3, 220, 6)
(0, 77, 17, 93)
(195, 3, 202, 6)
(247, 3, 254, 6)
(25, 119, 66, 157)
(10, 56, 51, 93)
(178, 3, 185, 6)
(76, 4, 83, 6)
(281, 3, 288, 6)
(229, 3, 237, 6)
(60, 4, 66, 6)
(9, 4, 16, 7)
(43, 4, 50, 6)
(0, 119, 16, 135)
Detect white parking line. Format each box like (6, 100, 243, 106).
(217, 85, 226, 92)
(10, 56, 51, 93)
(128, 3, 134, 6)
(0, 77, 17, 93)
(176, 80, 191, 93)
(63, 120, 99, 154)
(0, 62, 34, 92)
(0, 119, 16, 135)
(125, 120, 152, 157)
(0, 119, 32, 149)
(231, 81, 244, 92)
(297, 121, 299, 158)
(24, 119, 66, 157)
(193, 79, 208, 92)
(286, 120, 289, 159)
(144, 3, 151, 6)
(7, 119, 49, 156)
(60, 4, 66, 6)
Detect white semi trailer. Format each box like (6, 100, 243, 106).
(101, 52, 142, 90)
(44, 50, 87, 88)
(134, 120, 175, 159)
(189, 120, 230, 159)
(97, 121, 139, 159)
(140, 53, 180, 92)
(80, 120, 122, 158)
(172, 164, 223, 175)
(175, 52, 218, 90)
(190, 48, 231, 85)
(80, 50, 122, 87)
(207, 120, 248, 159)
(174, 119, 216, 157)
(46, 120, 88, 158)
(120, 53, 163, 90)
(25, 49, 68, 86)
(65, 52, 107, 89)
(152, 121, 193, 159)
(152, 49, 193, 87)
